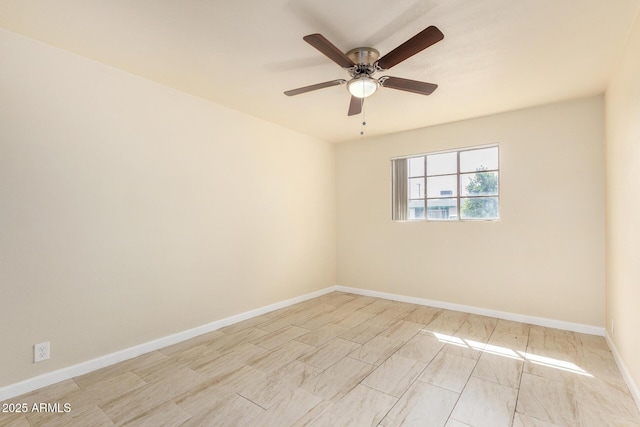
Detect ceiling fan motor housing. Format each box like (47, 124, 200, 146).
(346, 47, 380, 77)
(345, 47, 381, 98)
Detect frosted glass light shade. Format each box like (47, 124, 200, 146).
(347, 77, 378, 98)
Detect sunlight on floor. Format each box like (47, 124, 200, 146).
(431, 331, 592, 377)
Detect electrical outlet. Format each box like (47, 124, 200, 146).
(34, 342, 50, 363)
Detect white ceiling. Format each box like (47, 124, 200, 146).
(1, 0, 639, 142)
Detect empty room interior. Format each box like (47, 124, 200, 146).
(1, 1, 640, 426)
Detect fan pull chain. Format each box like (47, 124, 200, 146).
(360, 99, 367, 136)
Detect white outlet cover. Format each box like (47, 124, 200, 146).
(34, 341, 50, 363)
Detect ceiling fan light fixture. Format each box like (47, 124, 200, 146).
(347, 76, 378, 98)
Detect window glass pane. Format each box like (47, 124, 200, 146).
(408, 177, 425, 199)
(408, 200, 425, 219)
(427, 198, 458, 220)
(427, 152, 457, 176)
(426, 175, 457, 198)
(460, 171, 499, 196)
(460, 197, 499, 219)
(408, 156, 425, 177)
(460, 147, 498, 173)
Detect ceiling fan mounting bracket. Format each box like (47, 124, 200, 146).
(346, 47, 379, 66)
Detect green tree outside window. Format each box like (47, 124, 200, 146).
(461, 166, 498, 218)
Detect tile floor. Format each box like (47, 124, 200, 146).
(1, 292, 639, 426)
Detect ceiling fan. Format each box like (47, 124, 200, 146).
(284, 26, 444, 116)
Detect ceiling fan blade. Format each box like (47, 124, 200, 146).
(380, 76, 438, 96)
(376, 26, 444, 70)
(348, 96, 362, 116)
(284, 79, 346, 96)
(303, 34, 356, 69)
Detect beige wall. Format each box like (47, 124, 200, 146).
(336, 97, 606, 327)
(0, 29, 336, 387)
(605, 13, 640, 395)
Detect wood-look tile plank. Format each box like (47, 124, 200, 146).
(395, 332, 445, 364)
(308, 384, 397, 427)
(457, 315, 498, 341)
(73, 352, 167, 389)
(295, 323, 349, 347)
(330, 310, 376, 329)
(369, 310, 412, 327)
(133, 346, 220, 383)
(25, 404, 114, 427)
(247, 340, 316, 374)
(180, 393, 264, 426)
(218, 314, 271, 334)
(419, 351, 476, 393)
(488, 330, 528, 353)
(521, 346, 582, 385)
(295, 312, 344, 330)
(262, 303, 306, 319)
(0, 413, 30, 427)
(386, 301, 420, 315)
(436, 309, 468, 324)
(361, 354, 426, 397)
(423, 318, 465, 336)
(348, 335, 404, 366)
(252, 325, 310, 350)
(515, 373, 579, 426)
(255, 311, 310, 333)
(512, 412, 560, 426)
(577, 345, 628, 387)
(472, 352, 524, 389)
(174, 365, 264, 415)
(239, 359, 323, 408)
(339, 295, 378, 309)
(444, 419, 474, 427)
(356, 299, 395, 315)
(442, 333, 489, 361)
(381, 381, 459, 427)
(297, 301, 344, 318)
(404, 305, 442, 325)
(338, 320, 389, 344)
(527, 326, 581, 355)
(320, 292, 359, 307)
(298, 337, 362, 370)
(301, 356, 375, 401)
(379, 320, 426, 342)
(254, 388, 325, 427)
(574, 375, 640, 427)
(577, 332, 610, 352)
(207, 327, 270, 354)
(450, 377, 518, 427)
(120, 401, 191, 426)
(75, 371, 147, 407)
(158, 330, 225, 356)
(328, 301, 370, 319)
(99, 367, 206, 425)
(189, 343, 268, 379)
(494, 319, 531, 336)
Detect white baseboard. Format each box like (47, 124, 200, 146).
(0, 286, 337, 402)
(0, 284, 612, 402)
(335, 285, 606, 336)
(605, 332, 640, 411)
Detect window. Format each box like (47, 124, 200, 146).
(392, 145, 499, 221)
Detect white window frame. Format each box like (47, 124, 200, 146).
(392, 144, 500, 222)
